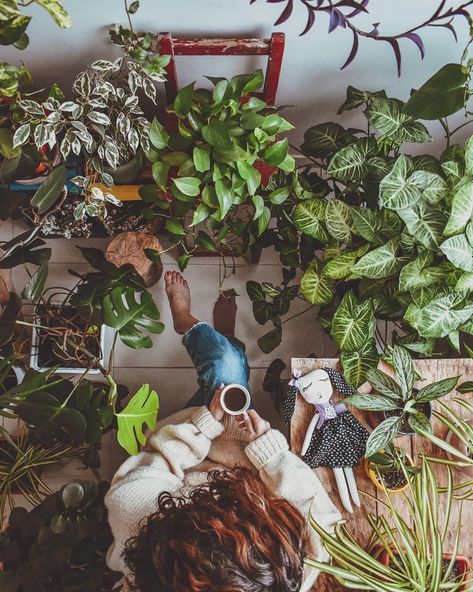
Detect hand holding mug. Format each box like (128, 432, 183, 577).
(238, 410, 271, 442)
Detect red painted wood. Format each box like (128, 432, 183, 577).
(157, 33, 178, 103)
(172, 38, 271, 55)
(263, 33, 285, 105)
(156, 32, 285, 106)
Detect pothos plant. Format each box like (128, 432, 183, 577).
(139, 69, 295, 268)
(248, 62, 473, 387)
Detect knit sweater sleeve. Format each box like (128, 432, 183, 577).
(245, 430, 341, 558)
(105, 407, 223, 573)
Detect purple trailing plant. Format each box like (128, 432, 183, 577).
(251, 0, 473, 75)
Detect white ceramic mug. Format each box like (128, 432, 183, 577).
(220, 383, 251, 419)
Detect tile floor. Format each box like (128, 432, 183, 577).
(2, 217, 335, 489)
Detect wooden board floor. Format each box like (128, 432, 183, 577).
(290, 358, 473, 591)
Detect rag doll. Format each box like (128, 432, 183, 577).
(284, 367, 369, 513)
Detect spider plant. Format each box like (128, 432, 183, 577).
(0, 431, 70, 525)
(306, 460, 471, 591)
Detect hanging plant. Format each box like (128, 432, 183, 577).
(251, 0, 472, 75)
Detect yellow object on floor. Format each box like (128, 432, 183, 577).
(91, 183, 141, 201)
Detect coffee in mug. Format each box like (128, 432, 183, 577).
(220, 383, 251, 418)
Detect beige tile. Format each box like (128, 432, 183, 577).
(0, 220, 13, 242)
(222, 263, 326, 367)
(112, 262, 222, 368)
(45, 237, 110, 263)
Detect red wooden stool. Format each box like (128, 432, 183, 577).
(156, 32, 285, 106)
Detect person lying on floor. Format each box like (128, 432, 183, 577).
(105, 271, 341, 592)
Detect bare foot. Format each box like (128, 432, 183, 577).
(213, 291, 237, 337)
(165, 271, 197, 334)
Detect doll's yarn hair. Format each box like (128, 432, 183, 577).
(124, 467, 307, 592)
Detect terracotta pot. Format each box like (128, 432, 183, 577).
(377, 548, 471, 590)
(363, 449, 414, 494)
(446, 419, 473, 478)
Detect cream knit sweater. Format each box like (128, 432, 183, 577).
(105, 406, 341, 591)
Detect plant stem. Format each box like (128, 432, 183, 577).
(281, 304, 314, 325)
(440, 118, 451, 149)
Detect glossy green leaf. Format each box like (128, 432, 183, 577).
(366, 97, 430, 143)
(263, 138, 289, 166)
(365, 416, 403, 457)
(344, 393, 399, 412)
(21, 262, 48, 301)
(35, 0, 71, 27)
(190, 202, 212, 226)
(353, 239, 406, 279)
(405, 292, 473, 338)
(192, 145, 210, 172)
(379, 155, 421, 210)
(440, 234, 473, 272)
(172, 82, 195, 116)
(327, 137, 376, 182)
(340, 339, 378, 388)
(116, 384, 159, 455)
(30, 164, 66, 214)
(325, 199, 353, 243)
(149, 117, 169, 149)
(416, 376, 458, 403)
(172, 176, 200, 197)
(404, 64, 468, 120)
(443, 178, 473, 236)
(409, 170, 449, 205)
(366, 368, 403, 399)
(397, 202, 446, 250)
(215, 178, 233, 218)
(293, 199, 328, 242)
(301, 123, 354, 158)
(300, 259, 333, 305)
(330, 291, 376, 352)
(392, 344, 415, 394)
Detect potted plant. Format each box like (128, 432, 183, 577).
(364, 444, 417, 493)
(306, 459, 472, 591)
(344, 345, 459, 456)
(141, 68, 295, 266)
(247, 61, 473, 387)
(0, 479, 121, 590)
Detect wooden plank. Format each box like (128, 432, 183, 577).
(291, 359, 379, 558)
(157, 33, 178, 103)
(171, 38, 271, 55)
(263, 33, 285, 105)
(291, 357, 473, 591)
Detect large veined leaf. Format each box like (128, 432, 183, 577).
(327, 137, 377, 182)
(351, 207, 383, 244)
(322, 246, 369, 280)
(325, 199, 353, 243)
(365, 416, 403, 457)
(399, 252, 447, 292)
(353, 239, 407, 279)
(344, 393, 399, 412)
(405, 292, 473, 338)
(366, 368, 403, 399)
(440, 234, 473, 272)
(116, 383, 159, 455)
(365, 97, 431, 143)
(337, 86, 387, 114)
(292, 199, 328, 242)
(466, 136, 473, 176)
(301, 122, 355, 158)
(392, 344, 414, 395)
(330, 291, 376, 352)
(379, 155, 421, 210)
(409, 170, 449, 205)
(34, 0, 71, 27)
(456, 272, 473, 291)
(300, 259, 333, 305)
(403, 64, 468, 120)
(416, 376, 459, 403)
(340, 339, 378, 388)
(397, 202, 446, 250)
(103, 288, 165, 349)
(443, 177, 473, 237)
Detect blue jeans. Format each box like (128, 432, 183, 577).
(183, 322, 250, 407)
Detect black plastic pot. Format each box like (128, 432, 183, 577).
(384, 401, 432, 436)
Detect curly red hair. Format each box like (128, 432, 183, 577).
(124, 468, 307, 592)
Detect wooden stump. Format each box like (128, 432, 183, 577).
(106, 232, 163, 287)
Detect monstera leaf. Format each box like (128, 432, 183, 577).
(379, 155, 422, 210)
(116, 384, 159, 455)
(330, 291, 376, 352)
(103, 288, 164, 349)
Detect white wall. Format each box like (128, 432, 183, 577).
(2, 0, 471, 150)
